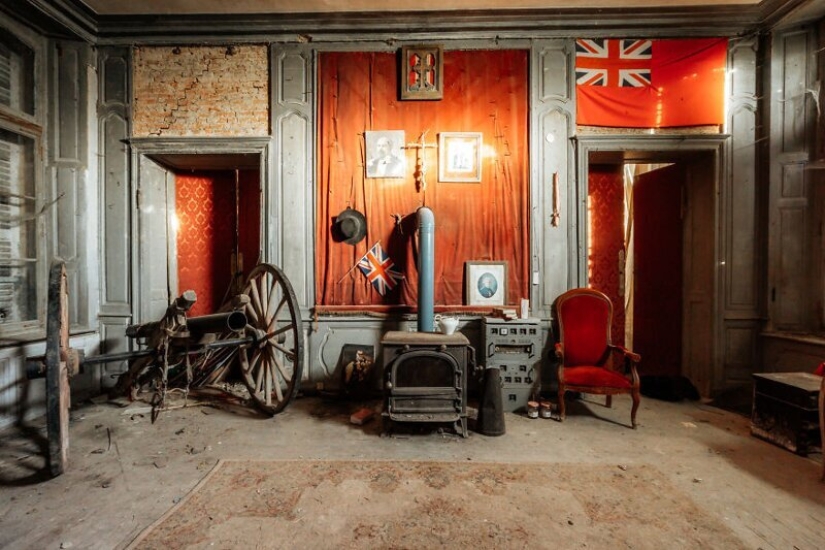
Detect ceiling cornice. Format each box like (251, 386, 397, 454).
(760, 0, 825, 27)
(0, 0, 97, 41)
(92, 7, 765, 45)
(2, 0, 823, 44)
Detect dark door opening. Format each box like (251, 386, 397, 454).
(147, 153, 261, 317)
(588, 151, 714, 386)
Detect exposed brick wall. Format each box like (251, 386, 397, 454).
(132, 45, 269, 137)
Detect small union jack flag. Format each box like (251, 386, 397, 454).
(358, 242, 404, 296)
(576, 39, 652, 87)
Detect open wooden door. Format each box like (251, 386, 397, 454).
(633, 163, 684, 376)
(136, 156, 176, 323)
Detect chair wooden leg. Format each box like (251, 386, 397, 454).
(605, 395, 612, 409)
(630, 389, 640, 429)
(557, 386, 566, 421)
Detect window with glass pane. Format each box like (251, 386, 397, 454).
(0, 128, 36, 324)
(0, 31, 35, 116)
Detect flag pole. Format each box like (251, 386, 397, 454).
(336, 241, 380, 284)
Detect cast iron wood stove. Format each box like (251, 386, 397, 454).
(382, 331, 471, 437)
(381, 206, 473, 437)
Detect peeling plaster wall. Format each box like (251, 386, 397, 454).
(132, 45, 269, 136)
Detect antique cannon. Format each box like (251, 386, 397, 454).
(26, 260, 305, 476)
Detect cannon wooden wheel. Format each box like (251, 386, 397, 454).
(45, 260, 71, 477)
(237, 263, 304, 415)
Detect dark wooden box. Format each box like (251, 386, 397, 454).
(751, 372, 821, 456)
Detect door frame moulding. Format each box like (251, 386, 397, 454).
(128, 136, 270, 323)
(574, 133, 729, 389)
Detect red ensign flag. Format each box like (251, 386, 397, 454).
(576, 38, 728, 128)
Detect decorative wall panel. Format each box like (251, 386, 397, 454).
(271, 46, 313, 309)
(532, 40, 576, 318)
(98, 46, 132, 387)
(767, 27, 815, 333)
(723, 35, 760, 384)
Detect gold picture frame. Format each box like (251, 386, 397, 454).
(439, 132, 483, 183)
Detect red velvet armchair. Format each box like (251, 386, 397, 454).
(554, 288, 641, 428)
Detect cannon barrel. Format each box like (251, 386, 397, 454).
(187, 310, 247, 334)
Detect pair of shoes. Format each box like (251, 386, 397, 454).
(539, 400, 555, 419)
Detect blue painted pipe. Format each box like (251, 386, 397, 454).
(417, 207, 435, 332)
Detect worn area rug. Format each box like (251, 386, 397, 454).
(127, 459, 746, 549)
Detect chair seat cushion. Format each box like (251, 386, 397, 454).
(563, 366, 632, 389)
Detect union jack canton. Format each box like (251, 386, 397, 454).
(358, 242, 404, 296)
(575, 39, 652, 88)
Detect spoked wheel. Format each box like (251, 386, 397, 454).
(45, 261, 71, 476)
(238, 263, 304, 416)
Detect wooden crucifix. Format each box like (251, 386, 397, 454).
(404, 130, 438, 193)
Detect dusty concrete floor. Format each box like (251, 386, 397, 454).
(0, 390, 823, 550)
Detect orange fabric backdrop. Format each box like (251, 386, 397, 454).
(316, 50, 529, 310)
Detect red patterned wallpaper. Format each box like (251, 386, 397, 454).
(588, 165, 626, 346)
(175, 170, 260, 317)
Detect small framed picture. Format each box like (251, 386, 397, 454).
(439, 132, 482, 182)
(365, 130, 406, 178)
(465, 261, 507, 306)
(400, 44, 444, 101)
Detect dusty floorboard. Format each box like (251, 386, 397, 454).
(0, 393, 823, 549)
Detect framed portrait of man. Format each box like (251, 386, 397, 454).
(465, 261, 507, 306)
(365, 130, 406, 178)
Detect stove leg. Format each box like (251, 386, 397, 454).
(381, 415, 393, 437)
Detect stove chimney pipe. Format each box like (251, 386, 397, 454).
(417, 207, 435, 332)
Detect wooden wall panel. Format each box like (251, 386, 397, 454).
(49, 40, 93, 328)
(722, 35, 760, 386)
(97, 46, 132, 386)
(100, 113, 131, 310)
(531, 40, 576, 318)
(723, 323, 757, 381)
(767, 27, 815, 332)
(762, 25, 823, 371)
(271, 46, 314, 309)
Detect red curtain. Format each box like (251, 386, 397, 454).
(316, 50, 529, 310)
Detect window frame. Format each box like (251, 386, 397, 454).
(0, 25, 46, 341)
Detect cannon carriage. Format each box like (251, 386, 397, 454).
(26, 260, 305, 476)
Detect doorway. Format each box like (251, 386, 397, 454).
(136, 150, 263, 321)
(585, 147, 717, 392)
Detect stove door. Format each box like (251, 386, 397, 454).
(387, 350, 462, 420)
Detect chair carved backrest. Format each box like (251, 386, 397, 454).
(554, 287, 641, 428)
(557, 288, 613, 368)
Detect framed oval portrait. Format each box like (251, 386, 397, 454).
(465, 261, 507, 306)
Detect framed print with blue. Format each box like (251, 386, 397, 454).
(465, 261, 507, 306)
